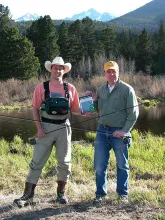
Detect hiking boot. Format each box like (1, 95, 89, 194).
(13, 182, 36, 208)
(56, 181, 68, 204)
(93, 196, 104, 205)
(56, 192, 68, 204)
(13, 194, 33, 208)
(118, 195, 129, 204)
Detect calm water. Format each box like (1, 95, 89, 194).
(0, 104, 165, 143)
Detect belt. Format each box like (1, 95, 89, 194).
(101, 124, 111, 128)
(41, 117, 66, 124)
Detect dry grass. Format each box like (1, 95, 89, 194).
(89, 73, 165, 100)
(120, 73, 165, 99)
(0, 179, 165, 220)
(0, 73, 165, 107)
(0, 78, 40, 106)
(65, 77, 87, 96)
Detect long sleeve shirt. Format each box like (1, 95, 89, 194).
(94, 80, 139, 133)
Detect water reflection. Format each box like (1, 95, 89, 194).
(0, 109, 36, 142)
(135, 104, 165, 135)
(0, 104, 165, 142)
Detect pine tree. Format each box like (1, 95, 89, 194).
(81, 17, 96, 59)
(136, 29, 153, 73)
(67, 20, 83, 77)
(153, 20, 165, 75)
(26, 15, 59, 75)
(0, 5, 40, 80)
(100, 27, 116, 58)
(117, 30, 136, 61)
(57, 22, 70, 61)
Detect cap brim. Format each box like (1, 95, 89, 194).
(104, 67, 118, 71)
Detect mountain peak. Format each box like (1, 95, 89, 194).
(15, 13, 40, 22)
(87, 8, 97, 12)
(15, 9, 116, 22)
(64, 8, 115, 21)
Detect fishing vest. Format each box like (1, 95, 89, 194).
(40, 81, 70, 122)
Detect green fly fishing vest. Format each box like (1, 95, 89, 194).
(41, 81, 70, 116)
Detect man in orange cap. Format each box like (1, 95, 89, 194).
(87, 60, 139, 204)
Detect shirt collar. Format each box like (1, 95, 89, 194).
(106, 78, 120, 88)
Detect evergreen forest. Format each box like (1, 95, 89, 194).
(0, 5, 165, 80)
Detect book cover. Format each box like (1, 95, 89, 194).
(79, 95, 94, 114)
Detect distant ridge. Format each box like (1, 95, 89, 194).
(15, 1, 165, 33)
(109, 0, 165, 32)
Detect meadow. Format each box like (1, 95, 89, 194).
(0, 74, 165, 219)
(0, 130, 165, 207)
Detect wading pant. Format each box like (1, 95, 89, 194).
(26, 120, 71, 184)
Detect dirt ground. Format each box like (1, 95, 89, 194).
(0, 195, 164, 220)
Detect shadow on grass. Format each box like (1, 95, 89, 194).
(0, 204, 12, 215)
(1, 198, 141, 220)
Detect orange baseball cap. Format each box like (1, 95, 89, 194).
(104, 61, 119, 72)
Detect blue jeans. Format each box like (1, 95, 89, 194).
(94, 124, 132, 197)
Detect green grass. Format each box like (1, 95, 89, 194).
(0, 130, 165, 206)
(138, 98, 160, 107)
(0, 105, 31, 110)
(152, 214, 165, 220)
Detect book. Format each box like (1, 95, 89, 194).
(79, 95, 94, 114)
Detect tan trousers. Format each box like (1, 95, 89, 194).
(26, 120, 71, 184)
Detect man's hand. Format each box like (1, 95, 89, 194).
(83, 111, 95, 117)
(85, 90, 93, 96)
(85, 90, 96, 100)
(112, 130, 126, 138)
(37, 127, 46, 138)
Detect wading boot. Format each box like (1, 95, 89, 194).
(13, 182, 36, 208)
(56, 181, 68, 204)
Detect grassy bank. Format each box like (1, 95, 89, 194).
(0, 74, 165, 107)
(0, 130, 165, 208)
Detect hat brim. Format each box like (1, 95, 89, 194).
(45, 61, 71, 73)
(104, 67, 119, 71)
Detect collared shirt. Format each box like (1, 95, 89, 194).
(108, 84, 115, 93)
(94, 80, 139, 133)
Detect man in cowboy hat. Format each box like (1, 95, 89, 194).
(14, 57, 81, 206)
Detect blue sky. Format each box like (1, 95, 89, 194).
(1, 0, 152, 20)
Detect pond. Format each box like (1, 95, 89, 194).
(0, 104, 165, 143)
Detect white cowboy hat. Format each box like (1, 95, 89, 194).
(45, 56, 72, 73)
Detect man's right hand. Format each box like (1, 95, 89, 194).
(85, 90, 93, 96)
(37, 127, 46, 138)
(85, 90, 97, 100)
(83, 112, 95, 117)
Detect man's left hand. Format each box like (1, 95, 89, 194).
(83, 112, 95, 117)
(112, 130, 126, 138)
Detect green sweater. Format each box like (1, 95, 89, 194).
(94, 80, 139, 133)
